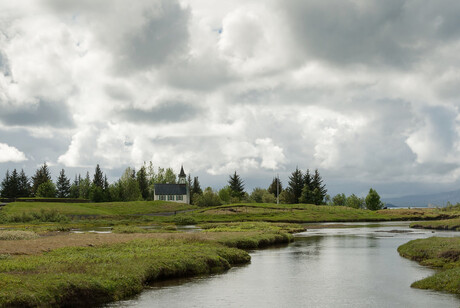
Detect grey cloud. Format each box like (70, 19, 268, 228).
(45, 0, 191, 74)
(0, 51, 11, 76)
(280, 0, 460, 67)
(105, 84, 133, 102)
(0, 99, 74, 128)
(118, 102, 201, 124)
(163, 57, 232, 91)
(118, 2, 190, 72)
(423, 105, 458, 153)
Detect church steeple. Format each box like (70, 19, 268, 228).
(178, 165, 186, 184)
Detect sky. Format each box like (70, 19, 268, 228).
(1, 0, 460, 198)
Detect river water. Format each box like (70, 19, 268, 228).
(108, 222, 460, 308)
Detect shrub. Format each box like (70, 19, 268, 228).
(36, 181, 57, 198)
(173, 215, 197, 225)
(195, 188, 222, 207)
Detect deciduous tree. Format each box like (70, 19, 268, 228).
(365, 188, 383, 210)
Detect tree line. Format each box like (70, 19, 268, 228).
(193, 168, 328, 206)
(0, 162, 204, 203)
(0, 163, 384, 210)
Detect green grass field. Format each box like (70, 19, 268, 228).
(1, 201, 197, 216)
(2, 201, 459, 227)
(398, 237, 460, 294)
(183, 203, 458, 223)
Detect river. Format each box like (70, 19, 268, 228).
(108, 222, 460, 308)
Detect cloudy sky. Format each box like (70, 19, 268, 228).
(1, 0, 460, 197)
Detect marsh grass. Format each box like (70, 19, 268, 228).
(200, 221, 306, 233)
(410, 218, 460, 231)
(0, 230, 39, 240)
(398, 237, 460, 294)
(0, 238, 250, 307)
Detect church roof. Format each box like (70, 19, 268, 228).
(179, 166, 186, 177)
(154, 183, 187, 195)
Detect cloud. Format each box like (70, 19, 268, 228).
(117, 101, 201, 124)
(2, 0, 460, 197)
(0, 99, 74, 128)
(0, 143, 27, 163)
(279, 0, 460, 68)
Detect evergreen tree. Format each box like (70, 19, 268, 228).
(32, 163, 52, 196)
(136, 166, 149, 200)
(18, 169, 31, 197)
(56, 169, 71, 198)
(311, 169, 327, 205)
(228, 171, 245, 200)
(191, 176, 203, 204)
(9, 169, 19, 198)
(0, 169, 21, 198)
(288, 167, 303, 203)
(93, 164, 104, 188)
(0, 170, 11, 197)
(268, 177, 283, 198)
(299, 169, 314, 204)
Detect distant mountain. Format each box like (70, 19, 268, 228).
(382, 189, 460, 208)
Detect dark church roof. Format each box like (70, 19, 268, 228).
(154, 184, 187, 195)
(179, 166, 186, 177)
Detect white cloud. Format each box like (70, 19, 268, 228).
(0, 143, 27, 162)
(2, 0, 460, 196)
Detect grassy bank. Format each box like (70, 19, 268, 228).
(0, 237, 251, 307)
(398, 237, 460, 294)
(0, 224, 295, 307)
(410, 218, 460, 231)
(185, 203, 459, 223)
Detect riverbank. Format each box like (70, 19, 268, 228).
(398, 237, 460, 295)
(410, 218, 460, 231)
(0, 225, 296, 307)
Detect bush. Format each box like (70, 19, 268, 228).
(36, 181, 57, 198)
(195, 188, 222, 207)
(173, 215, 197, 225)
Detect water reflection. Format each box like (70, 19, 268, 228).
(108, 222, 460, 308)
